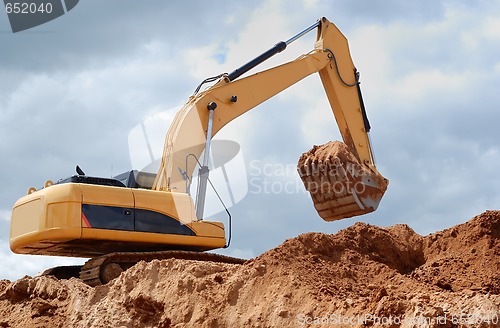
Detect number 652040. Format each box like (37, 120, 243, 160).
(5, 2, 53, 14)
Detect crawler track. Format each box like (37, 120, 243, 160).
(79, 250, 246, 286)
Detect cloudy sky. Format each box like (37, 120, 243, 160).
(1, 0, 499, 281)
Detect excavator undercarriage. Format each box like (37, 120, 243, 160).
(41, 251, 245, 286)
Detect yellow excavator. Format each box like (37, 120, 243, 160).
(10, 17, 388, 285)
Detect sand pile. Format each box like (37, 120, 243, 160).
(0, 210, 499, 327)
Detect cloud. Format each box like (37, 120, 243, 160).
(1, 0, 499, 281)
(0, 210, 10, 222)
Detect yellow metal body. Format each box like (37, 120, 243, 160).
(11, 183, 225, 257)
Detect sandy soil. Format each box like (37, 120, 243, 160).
(0, 210, 499, 327)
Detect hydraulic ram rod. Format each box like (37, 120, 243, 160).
(227, 20, 320, 81)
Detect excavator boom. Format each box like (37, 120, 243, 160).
(153, 17, 388, 221)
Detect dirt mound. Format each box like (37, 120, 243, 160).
(413, 211, 500, 294)
(0, 211, 499, 327)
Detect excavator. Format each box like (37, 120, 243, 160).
(9, 17, 388, 285)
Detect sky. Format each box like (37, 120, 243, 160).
(1, 0, 499, 281)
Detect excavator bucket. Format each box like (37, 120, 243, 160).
(298, 141, 388, 221)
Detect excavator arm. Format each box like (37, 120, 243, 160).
(153, 17, 388, 221)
